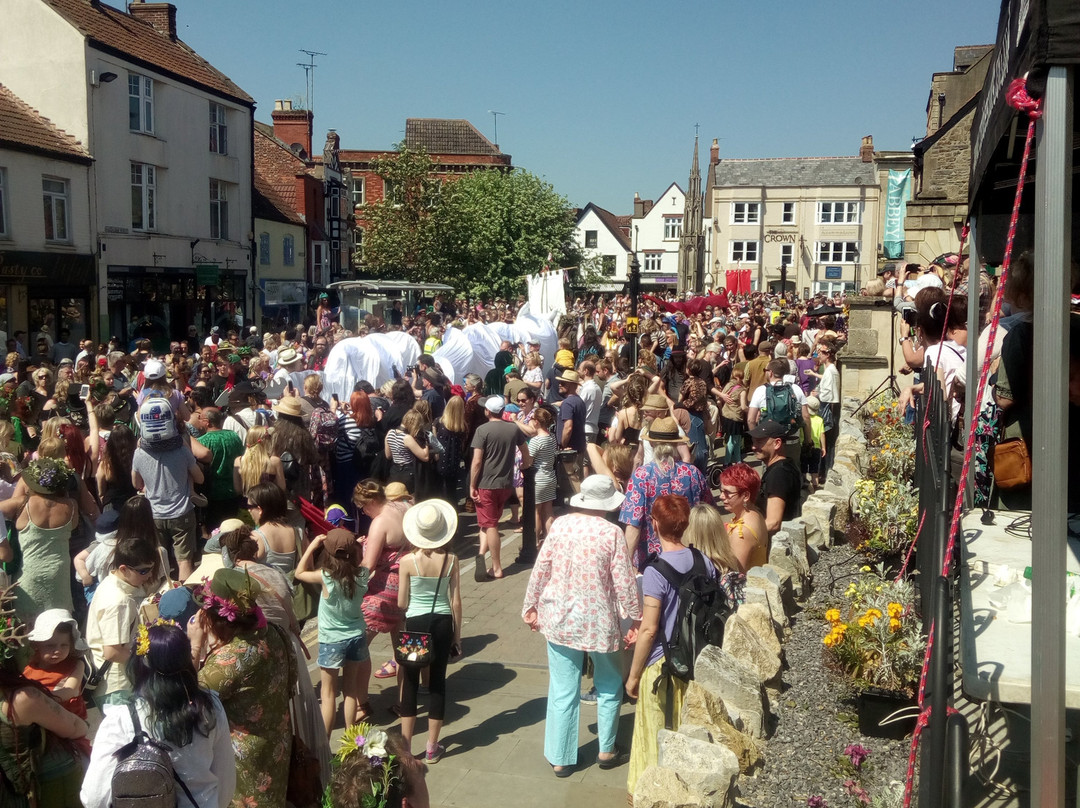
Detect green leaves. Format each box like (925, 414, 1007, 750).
(357, 147, 576, 300)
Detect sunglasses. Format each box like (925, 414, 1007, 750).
(516, 398, 529, 404)
(131, 565, 155, 576)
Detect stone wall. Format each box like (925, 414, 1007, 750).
(836, 295, 901, 404)
(634, 399, 870, 808)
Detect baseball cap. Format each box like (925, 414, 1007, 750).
(749, 420, 787, 440)
(143, 359, 167, 380)
(324, 528, 358, 560)
(484, 395, 506, 414)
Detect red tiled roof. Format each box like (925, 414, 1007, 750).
(42, 0, 253, 105)
(254, 123, 307, 225)
(405, 119, 504, 156)
(0, 83, 91, 162)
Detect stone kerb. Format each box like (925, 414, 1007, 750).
(633, 404, 870, 807)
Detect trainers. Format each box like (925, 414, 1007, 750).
(426, 742, 446, 764)
(580, 687, 598, 705)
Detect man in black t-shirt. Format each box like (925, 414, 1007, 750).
(750, 419, 802, 536)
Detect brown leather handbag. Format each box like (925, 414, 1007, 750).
(992, 437, 1032, 490)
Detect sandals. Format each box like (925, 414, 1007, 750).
(597, 746, 625, 770)
(374, 659, 398, 679)
(356, 702, 375, 722)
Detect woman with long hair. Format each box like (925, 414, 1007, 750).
(527, 407, 558, 542)
(81, 621, 235, 808)
(271, 397, 319, 503)
(196, 568, 294, 807)
(608, 373, 648, 445)
(246, 482, 303, 576)
(95, 424, 136, 511)
(384, 409, 430, 495)
(334, 390, 377, 505)
(233, 425, 285, 498)
(327, 724, 430, 808)
(435, 394, 468, 507)
(718, 462, 768, 573)
(684, 503, 745, 602)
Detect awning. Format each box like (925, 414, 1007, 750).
(970, 0, 1080, 202)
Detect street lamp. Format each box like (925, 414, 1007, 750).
(627, 252, 641, 368)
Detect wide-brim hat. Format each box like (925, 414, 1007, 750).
(556, 369, 580, 385)
(158, 586, 200, 627)
(27, 608, 87, 652)
(569, 475, 625, 512)
(403, 499, 458, 549)
(277, 347, 301, 366)
(23, 458, 73, 495)
(642, 394, 669, 412)
(274, 397, 303, 418)
(644, 416, 687, 444)
(384, 482, 412, 501)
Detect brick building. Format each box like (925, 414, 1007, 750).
(338, 119, 512, 271)
(905, 45, 994, 263)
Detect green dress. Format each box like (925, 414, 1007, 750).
(0, 694, 83, 808)
(199, 625, 294, 808)
(13, 499, 74, 625)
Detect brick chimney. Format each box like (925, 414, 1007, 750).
(860, 135, 874, 162)
(271, 100, 314, 160)
(710, 138, 719, 165)
(633, 193, 644, 218)
(128, 1, 177, 40)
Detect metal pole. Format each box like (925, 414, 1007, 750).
(1031, 64, 1072, 808)
(628, 252, 641, 368)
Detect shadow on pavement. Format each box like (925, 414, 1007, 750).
(447, 661, 518, 702)
(446, 694, 547, 754)
(459, 633, 499, 657)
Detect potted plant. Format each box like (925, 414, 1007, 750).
(822, 567, 925, 738)
(847, 478, 919, 564)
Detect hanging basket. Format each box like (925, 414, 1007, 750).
(857, 687, 917, 739)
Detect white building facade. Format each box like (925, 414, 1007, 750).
(574, 203, 631, 292)
(0, 0, 255, 346)
(631, 183, 692, 290)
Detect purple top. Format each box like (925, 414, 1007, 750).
(642, 547, 717, 667)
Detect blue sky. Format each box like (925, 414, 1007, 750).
(176, 0, 999, 213)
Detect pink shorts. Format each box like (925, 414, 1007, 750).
(475, 488, 511, 529)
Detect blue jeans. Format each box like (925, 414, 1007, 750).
(545, 642, 623, 766)
(725, 432, 742, 465)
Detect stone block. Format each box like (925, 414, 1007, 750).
(843, 330, 880, 358)
(657, 729, 739, 807)
(742, 580, 788, 634)
(722, 612, 782, 684)
(680, 681, 765, 773)
(763, 562, 798, 613)
(693, 645, 768, 738)
(745, 569, 787, 628)
(800, 498, 837, 549)
(767, 545, 803, 599)
(778, 519, 810, 579)
(734, 602, 782, 656)
(632, 765, 699, 808)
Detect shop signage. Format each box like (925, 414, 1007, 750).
(763, 233, 797, 243)
(0, 250, 94, 285)
(653, 276, 678, 284)
(262, 280, 307, 306)
(195, 264, 220, 286)
(824, 266, 843, 280)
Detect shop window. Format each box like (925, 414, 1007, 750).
(128, 73, 154, 134)
(209, 102, 228, 155)
(42, 177, 69, 242)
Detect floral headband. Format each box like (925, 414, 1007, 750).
(135, 617, 179, 657)
(192, 575, 266, 629)
(337, 723, 398, 807)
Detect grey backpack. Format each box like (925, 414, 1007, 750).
(111, 702, 199, 808)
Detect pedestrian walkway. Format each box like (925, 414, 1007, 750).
(308, 524, 634, 808)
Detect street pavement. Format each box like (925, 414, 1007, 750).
(305, 518, 636, 808)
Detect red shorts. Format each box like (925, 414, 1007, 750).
(475, 488, 511, 529)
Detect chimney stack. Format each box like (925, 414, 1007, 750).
(633, 192, 644, 218)
(860, 135, 874, 163)
(710, 138, 719, 165)
(271, 100, 314, 159)
(128, 1, 177, 40)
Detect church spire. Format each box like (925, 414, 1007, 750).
(679, 135, 705, 295)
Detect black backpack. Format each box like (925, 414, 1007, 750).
(111, 702, 200, 808)
(764, 382, 802, 436)
(648, 547, 734, 728)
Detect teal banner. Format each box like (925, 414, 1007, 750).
(883, 169, 912, 259)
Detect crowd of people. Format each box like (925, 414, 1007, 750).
(0, 285, 851, 806)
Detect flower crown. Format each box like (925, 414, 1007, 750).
(23, 457, 73, 494)
(135, 618, 180, 657)
(0, 585, 27, 663)
(335, 723, 398, 808)
(192, 576, 266, 629)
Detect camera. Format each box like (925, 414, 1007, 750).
(901, 307, 917, 327)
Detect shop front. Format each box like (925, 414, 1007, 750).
(106, 265, 248, 352)
(0, 249, 95, 349)
(259, 279, 308, 333)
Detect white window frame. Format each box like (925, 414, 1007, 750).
(663, 216, 682, 240)
(130, 163, 156, 231)
(816, 201, 860, 224)
(42, 177, 70, 243)
(0, 168, 7, 238)
(351, 176, 365, 207)
(782, 202, 795, 224)
(128, 73, 154, 134)
(259, 232, 271, 265)
(283, 234, 295, 266)
(643, 253, 663, 273)
(209, 180, 228, 240)
(729, 240, 759, 263)
(209, 102, 228, 155)
(780, 244, 794, 266)
(815, 241, 860, 263)
(731, 202, 760, 224)
(353, 227, 364, 260)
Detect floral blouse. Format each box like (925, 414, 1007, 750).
(619, 460, 714, 569)
(522, 513, 642, 653)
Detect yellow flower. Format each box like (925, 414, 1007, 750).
(860, 565, 871, 573)
(887, 602, 903, 619)
(889, 618, 902, 632)
(825, 608, 841, 623)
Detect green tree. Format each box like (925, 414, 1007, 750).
(356, 143, 443, 280)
